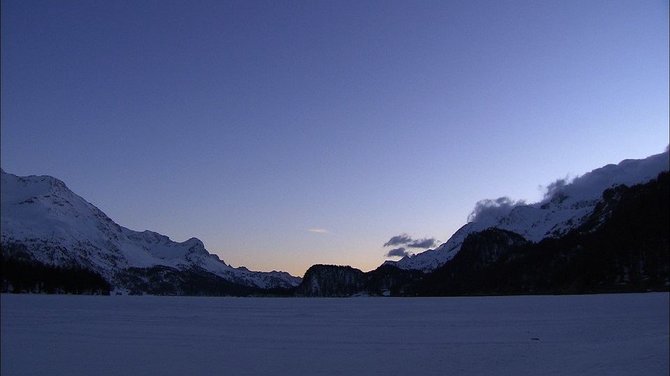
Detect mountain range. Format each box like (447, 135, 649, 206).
(387, 149, 669, 271)
(0, 169, 300, 294)
(2, 150, 668, 296)
(299, 150, 669, 296)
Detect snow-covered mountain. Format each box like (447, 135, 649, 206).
(0, 169, 301, 291)
(387, 150, 670, 272)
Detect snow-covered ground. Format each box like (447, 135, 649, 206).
(2, 293, 668, 376)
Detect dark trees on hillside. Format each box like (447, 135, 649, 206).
(1, 245, 111, 294)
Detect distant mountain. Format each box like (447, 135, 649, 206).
(295, 264, 422, 297)
(296, 265, 367, 297)
(387, 151, 670, 272)
(295, 151, 669, 296)
(4, 150, 668, 297)
(0, 169, 300, 295)
(412, 171, 670, 295)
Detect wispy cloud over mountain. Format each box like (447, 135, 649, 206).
(383, 234, 413, 247)
(467, 197, 527, 223)
(383, 234, 438, 258)
(384, 234, 438, 249)
(407, 238, 438, 248)
(385, 247, 411, 258)
(541, 177, 571, 201)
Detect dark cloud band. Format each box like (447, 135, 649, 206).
(385, 247, 410, 258)
(383, 234, 413, 247)
(407, 238, 437, 248)
(383, 234, 438, 250)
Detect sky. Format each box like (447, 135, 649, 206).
(1, 0, 668, 276)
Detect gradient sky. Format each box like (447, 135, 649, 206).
(2, 0, 668, 276)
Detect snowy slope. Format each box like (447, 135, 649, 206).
(0, 169, 300, 289)
(389, 150, 670, 271)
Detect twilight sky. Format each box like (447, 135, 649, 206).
(2, 0, 668, 276)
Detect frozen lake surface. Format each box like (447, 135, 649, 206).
(2, 293, 668, 375)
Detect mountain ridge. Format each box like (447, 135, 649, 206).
(2, 150, 668, 296)
(386, 150, 669, 272)
(0, 169, 301, 293)
(297, 171, 669, 296)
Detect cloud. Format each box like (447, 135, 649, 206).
(407, 238, 438, 248)
(541, 177, 572, 201)
(383, 234, 438, 249)
(467, 196, 526, 223)
(308, 228, 329, 234)
(385, 247, 411, 258)
(383, 234, 413, 247)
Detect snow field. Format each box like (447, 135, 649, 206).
(1, 293, 668, 376)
